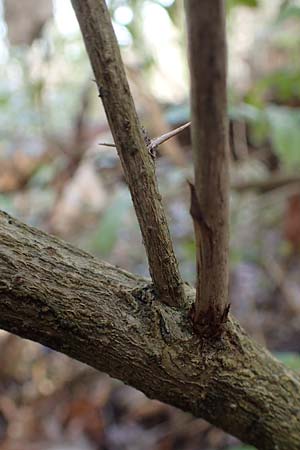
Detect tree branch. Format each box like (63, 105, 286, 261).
(232, 174, 300, 193)
(185, 1, 230, 336)
(0, 211, 300, 449)
(70, 0, 185, 307)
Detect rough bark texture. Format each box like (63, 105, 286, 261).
(70, 0, 185, 307)
(185, 0, 230, 335)
(0, 211, 300, 450)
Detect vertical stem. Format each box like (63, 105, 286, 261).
(185, 0, 230, 336)
(71, 0, 185, 307)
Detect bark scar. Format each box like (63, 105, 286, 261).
(188, 181, 213, 268)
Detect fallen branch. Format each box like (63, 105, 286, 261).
(0, 211, 300, 449)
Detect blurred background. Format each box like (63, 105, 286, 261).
(1, 0, 300, 449)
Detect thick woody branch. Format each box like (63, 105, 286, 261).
(185, 1, 230, 336)
(70, 0, 185, 307)
(0, 211, 300, 449)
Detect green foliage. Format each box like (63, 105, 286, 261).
(275, 352, 300, 370)
(266, 106, 300, 167)
(227, 0, 260, 12)
(230, 102, 300, 168)
(277, 5, 300, 23)
(0, 194, 14, 215)
(228, 446, 256, 450)
(227, 0, 300, 170)
(259, 70, 300, 102)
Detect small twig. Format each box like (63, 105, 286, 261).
(98, 142, 117, 147)
(150, 121, 191, 149)
(98, 121, 191, 152)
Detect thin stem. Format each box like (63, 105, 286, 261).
(185, 0, 230, 336)
(71, 0, 185, 306)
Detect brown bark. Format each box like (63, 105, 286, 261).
(70, 0, 185, 307)
(233, 174, 300, 193)
(185, 0, 230, 336)
(0, 211, 300, 450)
